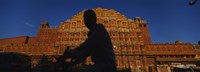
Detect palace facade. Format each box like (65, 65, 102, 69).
(0, 8, 198, 72)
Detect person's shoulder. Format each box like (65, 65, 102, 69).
(97, 23, 103, 26)
(97, 23, 105, 29)
(96, 23, 107, 33)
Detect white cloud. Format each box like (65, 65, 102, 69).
(24, 22, 35, 28)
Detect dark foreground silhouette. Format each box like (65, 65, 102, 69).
(0, 52, 31, 72)
(57, 9, 117, 72)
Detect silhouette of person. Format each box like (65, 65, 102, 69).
(58, 9, 117, 72)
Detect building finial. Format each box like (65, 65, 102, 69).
(40, 21, 49, 28)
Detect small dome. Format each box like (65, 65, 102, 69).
(134, 17, 142, 21)
(40, 21, 49, 28)
(175, 40, 182, 44)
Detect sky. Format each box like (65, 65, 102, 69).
(0, 0, 199, 44)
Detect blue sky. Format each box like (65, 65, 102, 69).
(0, 0, 199, 44)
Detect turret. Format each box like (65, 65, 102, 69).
(175, 40, 183, 44)
(134, 17, 152, 44)
(40, 21, 49, 28)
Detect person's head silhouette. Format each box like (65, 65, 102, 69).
(83, 9, 97, 30)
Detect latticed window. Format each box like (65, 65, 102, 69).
(70, 38, 73, 41)
(83, 32, 86, 36)
(144, 24, 147, 27)
(104, 20, 108, 23)
(72, 22, 76, 24)
(113, 33, 115, 36)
